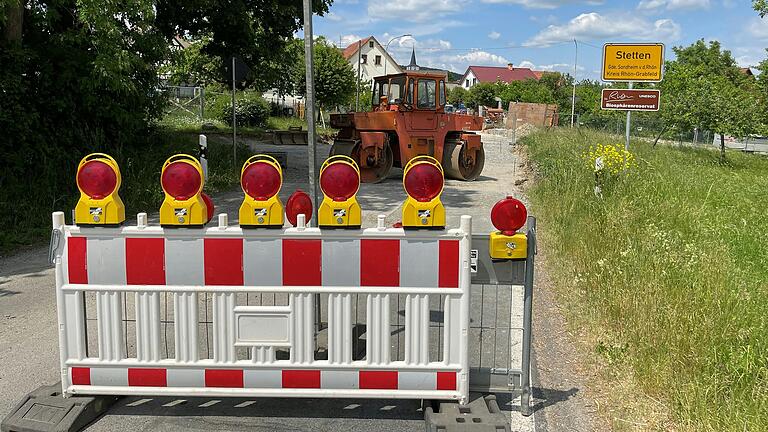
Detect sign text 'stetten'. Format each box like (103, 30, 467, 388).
(602, 43, 665, 82)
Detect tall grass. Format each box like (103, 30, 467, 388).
(525, 128, 768, 430)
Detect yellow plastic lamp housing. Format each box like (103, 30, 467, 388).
(75, 153, 125, 226)
(159, 154, 208, 227)
(402, 156, 446, 229)
(239, 155, 285, 228)
(318, 155, 362, 228)
(489, 232, 527, 260)
(488, 196, 528, 260)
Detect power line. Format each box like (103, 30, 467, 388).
(386, 40, 575, 53)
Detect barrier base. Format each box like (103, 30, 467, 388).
(1, 383, 118, 432)
(424, 394, 511, 432)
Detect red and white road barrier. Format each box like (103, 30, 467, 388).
(51, 212, 472, 403)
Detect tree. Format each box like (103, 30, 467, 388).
(155, 0, 332, 88)
(447, 86, 469, 106)
(467, 82, 501, 109)
(756, 51, 768, 134)
(161, 37, 221, 86)
(659, 40, 761, 161)
(291, 37, 357, 113)
(0, 0, 331, 248)
(755, 0, 767, 16)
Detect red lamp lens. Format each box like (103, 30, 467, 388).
(242, 162, 281, 200)
(320, 163, 359, 201)
(77, 160, 117, 199)
(404, 163, 443, 202)
(491, 197, 527, 235)
(286, 190, 313, 226)
(201, 192, 215, 223)
(161, 161, 201, 200)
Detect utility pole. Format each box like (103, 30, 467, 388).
(231, 56, 237, 167)
(302, 0, 319, 225)
(571, 39, 577, 127)
(356, 40, 361, 111)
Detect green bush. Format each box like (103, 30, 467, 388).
(216, 92, 270, 128)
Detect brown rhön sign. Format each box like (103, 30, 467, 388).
(601, 89, 660, 112)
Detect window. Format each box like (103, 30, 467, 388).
(361, 54, 367, 64)
(387, 77, 406, 103)
(369, 40, 374, 48)
(416, 79, 437, 109)
(472, 78, 477, 85)
(372, 79, 379, 104)
(465, 79, 469, 87)
(406, 79, 414, 104)
(375, 55, 382, 66)
(439, 81, 445, 106)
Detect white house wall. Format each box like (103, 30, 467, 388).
(347, 40, 402, 85)
(462, 70, 478, 89)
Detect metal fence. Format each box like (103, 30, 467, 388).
(161, 85, 206, 120)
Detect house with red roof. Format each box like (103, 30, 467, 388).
(341, 36, 403, 85)
(459, 64, 542, 89)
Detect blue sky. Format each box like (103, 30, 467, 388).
(311, 0, 767, 80)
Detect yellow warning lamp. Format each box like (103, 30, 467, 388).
(402, 156, 446, 229)
(239, 155, 284, 228)
(318, 155, 362, 228)
(159, 154, 210, 227)
(489, 197, 528, 260)
(74, 153, 125, 226)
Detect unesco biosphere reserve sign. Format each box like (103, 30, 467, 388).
(602, 43, 665, 82)
(601, 89, 660, 112)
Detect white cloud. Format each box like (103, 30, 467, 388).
(747, 17, 768, 40)
(443, 50, 510, 66)
(324, 12, 343, 22)
(338, 34, 362, 47)
(525, 12, 681, 46)
(517, 60, 586, 74)
(518, 60, 536, 68)
(481, 0, 603, 9)
(488, 31, 501, 40)
(368, 0, 469, 23)
(637, 0, 710, 11)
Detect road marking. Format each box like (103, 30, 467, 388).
(125, 398, 152, 407)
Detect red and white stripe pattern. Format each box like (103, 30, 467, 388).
(70, 367, 457, 392)
(65, 235, 460, 289)
(55, 224, 470, 401)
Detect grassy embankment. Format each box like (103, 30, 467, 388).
(525, 128, 767, 430)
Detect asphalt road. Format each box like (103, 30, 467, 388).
(0, 133, 535, 432)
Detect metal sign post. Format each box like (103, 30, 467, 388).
(601, 43, 665, 151)
(302, 0, 319, 225)
(625, 81, 633, 150)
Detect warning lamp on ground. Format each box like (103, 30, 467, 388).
(401, 156, 445, 229)
(489, 196, 528, 260)
(286, 189, 313, 227)
(239, 155, 284, 228)
(160, 154, 211, 227)
(75, 153, 125, 225)
(318, 155, 362, 228)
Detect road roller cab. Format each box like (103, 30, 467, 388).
(330, 72, 485, 183)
